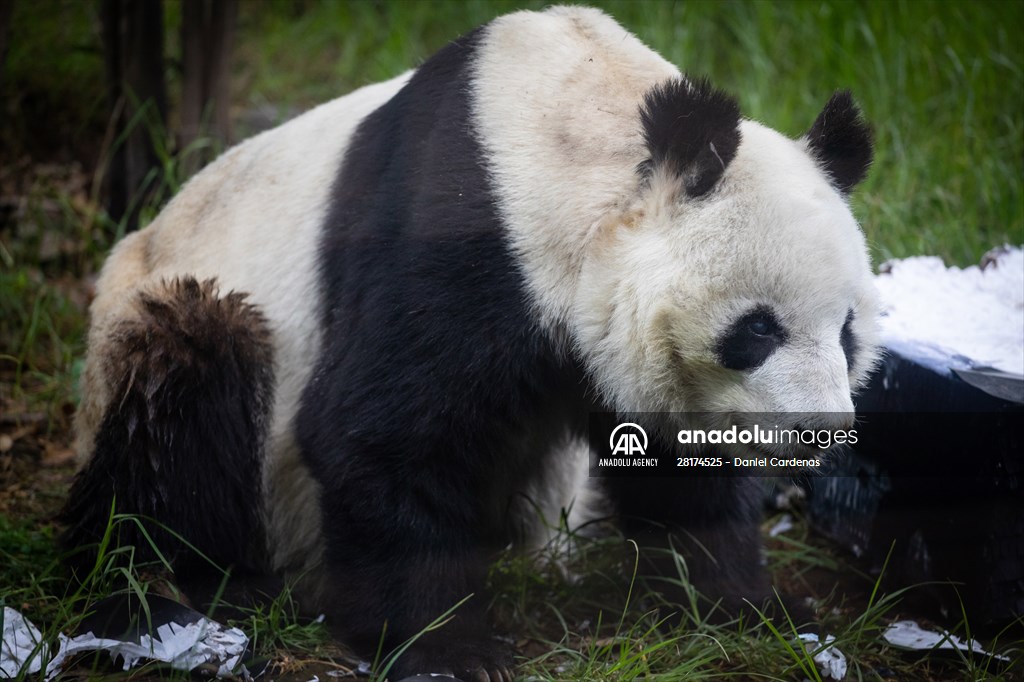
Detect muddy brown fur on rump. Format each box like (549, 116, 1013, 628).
(61, 276, 275, 582)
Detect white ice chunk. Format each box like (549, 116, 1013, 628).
(875, 246, 1024, 376)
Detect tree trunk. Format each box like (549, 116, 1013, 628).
(101, 0, 167, 231)
(180, 0, 236, 175)
(0, 0, 13, 93)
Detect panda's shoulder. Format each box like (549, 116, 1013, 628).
(477, 6, 674, 73)
(482, 6, 638, 51)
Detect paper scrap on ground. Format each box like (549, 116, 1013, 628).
(797, 633, 847, 680)
(1, 606, 249, 680)
(2, 607, 55, 678)
(874, 245, 1024, 376)
(883, 620, 1010, 661)
(768, 513, 794, 537)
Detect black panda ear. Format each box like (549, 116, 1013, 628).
(639, 77, 742, 197)
(803, 91, 873, 195)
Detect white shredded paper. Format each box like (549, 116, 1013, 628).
(2, 607, 52, 678)
(768, 513, 795, 538)
(1, 606, 249, 680)
(796, 633, 847, 680)
(875, 245, 1024, 376)
(882, 620, 1010, 661)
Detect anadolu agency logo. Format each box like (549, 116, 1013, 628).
(609, 422, 648, 456)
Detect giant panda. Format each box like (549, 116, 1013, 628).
(61, 6, 880, 680)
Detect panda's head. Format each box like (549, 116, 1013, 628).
(575, 78, 880, 437)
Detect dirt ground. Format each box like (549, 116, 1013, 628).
(0, 383, 76, 529)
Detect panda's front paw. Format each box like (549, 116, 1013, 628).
(390, 638, 514, 682)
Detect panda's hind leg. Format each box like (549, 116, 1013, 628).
(61, 277, 274, 592)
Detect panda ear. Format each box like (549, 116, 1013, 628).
(639, 77, 742, 198)
(803, 91, 873, 195)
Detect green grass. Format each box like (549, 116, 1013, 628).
(230, 586, 329, 660)
(1, 507, 1019, 680)
(488, 519, 1022, 680)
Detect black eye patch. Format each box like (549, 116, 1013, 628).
(715, 305, 787, 371)
(840, 309, 857, 370)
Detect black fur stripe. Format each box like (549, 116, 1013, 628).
(297, 27, 590, 665)
(61, 277, 273, 577)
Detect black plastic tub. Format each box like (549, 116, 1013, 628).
(807, 350, 1023, 627)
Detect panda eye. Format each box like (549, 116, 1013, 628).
(715, 306, 787, 371)
(748, 317, 771, 336)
